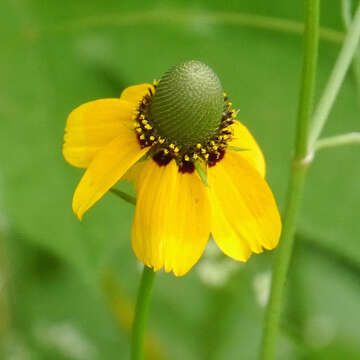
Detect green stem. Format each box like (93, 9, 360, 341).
(315, 132, 360, 151)
(260, 1, 320, 359)
(308, 1, 360, 149)
(341, 0, 360, 105)
(48, 10, 345, 45)
(0, 230, 10, 335)
(342, 0, 353, 28)
(294, 0, 320, 159)
(110, 188, 137, 205)
(131, 266, 156, 360)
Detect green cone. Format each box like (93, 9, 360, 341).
(149, 60, 224, 148)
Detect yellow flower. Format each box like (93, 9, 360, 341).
(63, 61, 281, 276)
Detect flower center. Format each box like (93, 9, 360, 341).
(133, 61, 237, 172)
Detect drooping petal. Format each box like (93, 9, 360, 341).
(132, 160, 211, 276)
(72, 131, 148, 220)
(229, 120, 266, 177)
(120, 83, 155, 108)
(208, 151, 281, 261)
(63, 99, 136, 168)
(121, 160, 145, 186)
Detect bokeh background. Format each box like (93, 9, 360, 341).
(1, 0, 360, 359)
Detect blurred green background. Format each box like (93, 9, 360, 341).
(1, 0, 360, 359)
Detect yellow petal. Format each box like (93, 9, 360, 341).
(72, 131, 147, 220)
(121, 160, 145, 186)
(229, 120, 266, 177)
(132, 160, 211, 276)
(208, 151, 281, 261)
(120, 83, 154, 108)
(63, 99, 136, 168)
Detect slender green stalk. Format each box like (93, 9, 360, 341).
(48, 10, 345, 45)
(341, 0, 360, 104)
(315, 132, 360, 151)
(309, 1, 360, 149)
(342, 0, 354, 28)
(131, 266, 156, 360)
(110, 188, 136, 205)
(294, 0, 320, 159)
(260, 1, 320, 359)
(0, 230, 10, 334)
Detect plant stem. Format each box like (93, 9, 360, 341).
(131, 266, 156, 360)
(341, 0, 360, 105)
(308, 1, 360, 149)
(260, 164, 309, 360)
(294, 0, 320, 159)
(49, 10, 345, 45)
(110, 188, 137, 205)
(260, 1, 320, 359)
(315, 132, 360, 151)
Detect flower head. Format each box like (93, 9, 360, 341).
(63, 60, 281, 276)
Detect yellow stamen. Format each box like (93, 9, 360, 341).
(184, 155, 190, 161)
(144, 124, 152, 130)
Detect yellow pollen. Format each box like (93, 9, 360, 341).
(149, 135, 155, 141)
(223, 92, 227, 97)
(184, 155, 190, 161)
(196, 143, 202, 149)
(139, 134, 145, 140)
(174, 147, 179, 153)
(144, 124, 152, 130)
(228, 102, 233, 107)
(139, 114, 145, 120)
(204, 154, 209, 159)
(213, 145, 218, 150)
(135, 127, 142, 133)
(158, 138, 165, 144)
(193, 153, 198, 160)
(169, 144, 175, 150)
(210, 141, 215, 146)
(201, 148, 207, 154)
(163, 149, 169, 155)
(141, 119, 148, 125)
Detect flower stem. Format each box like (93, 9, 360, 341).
(131, 265, 156, 360)
(260, 0, 320, 359)
(341, 0, 360, 106)
(308, 1, 360, 149)
(315, 132, 360, 151)
(110, 188, 137, 205)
